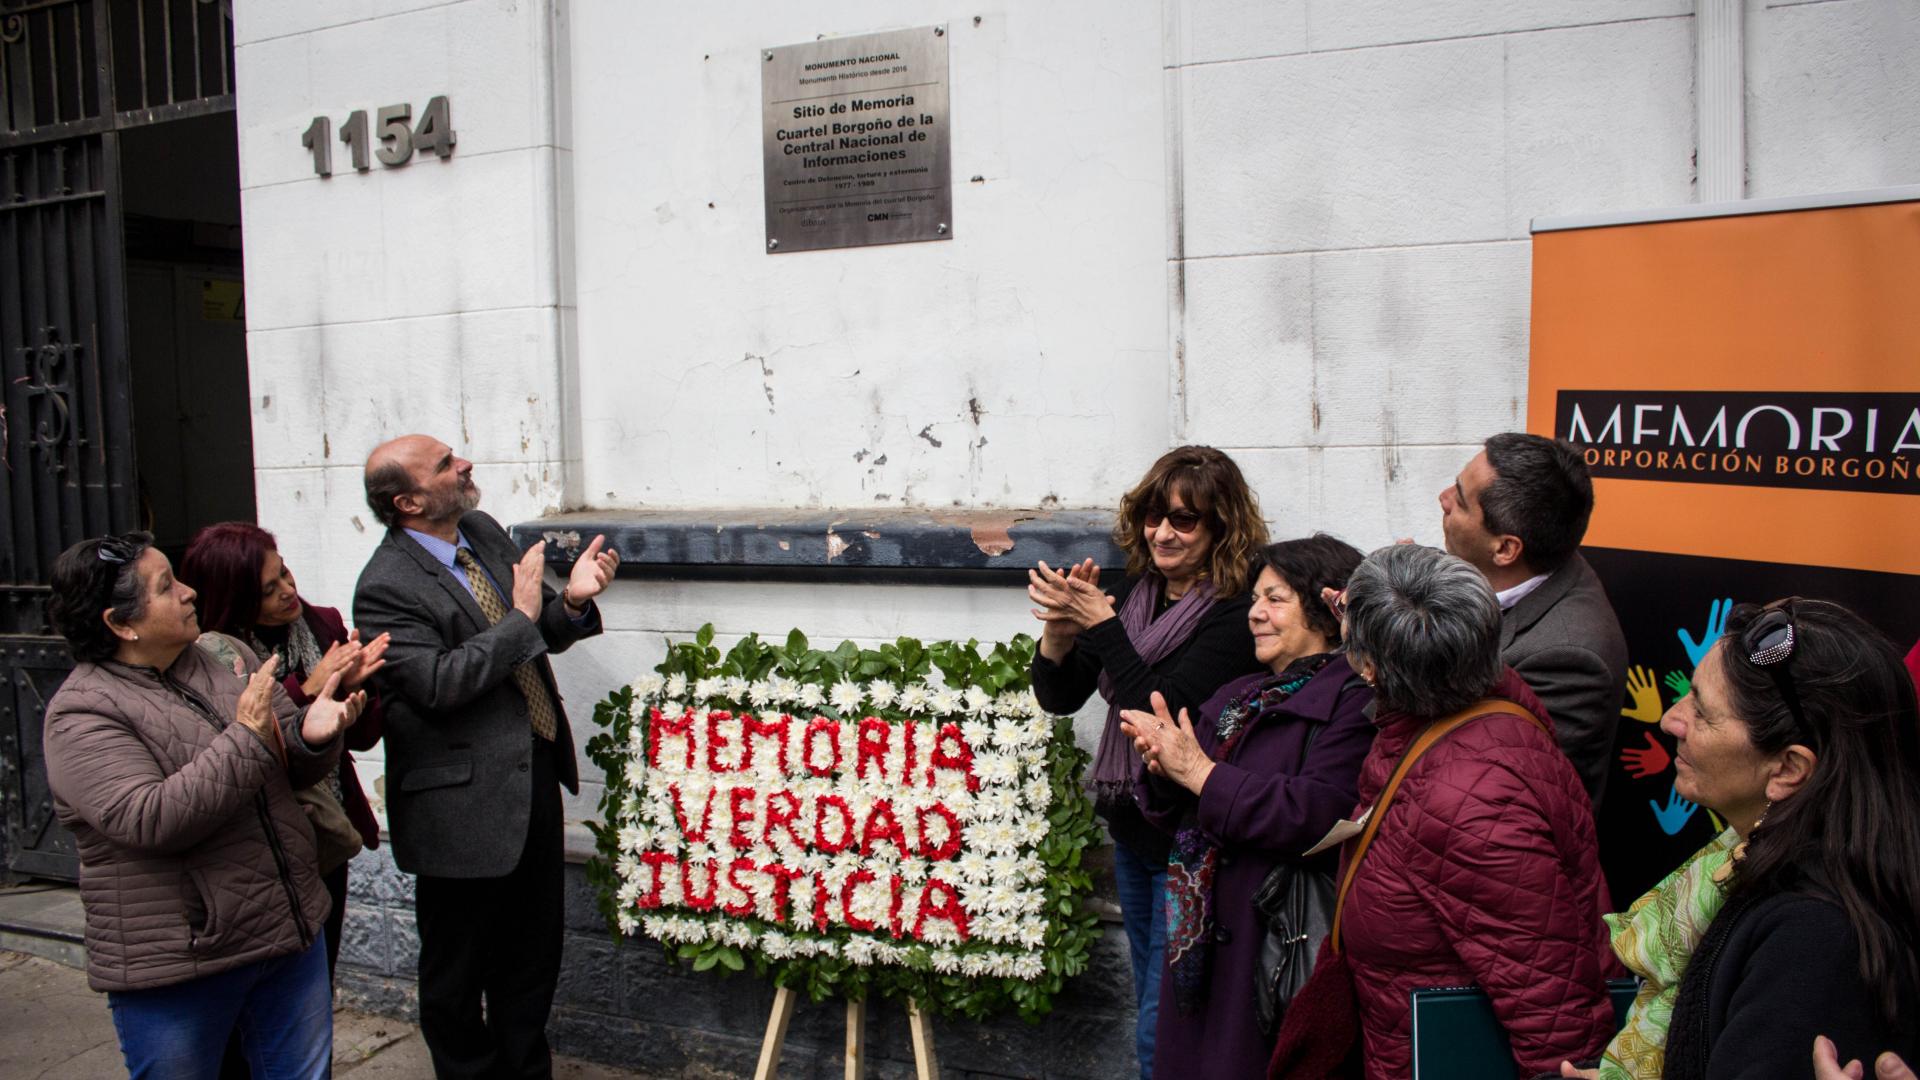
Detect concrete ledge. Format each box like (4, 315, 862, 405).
(510, 509, 1128, 585)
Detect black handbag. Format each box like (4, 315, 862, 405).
(1251, 705, 1339, 1038)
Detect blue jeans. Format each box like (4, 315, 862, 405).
(108, 934, 331, 1080)
(1113, 840, 1168, 1080)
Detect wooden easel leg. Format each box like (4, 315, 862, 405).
(907, 998, 940, 1080)
(844, 998, 867, 1080)
(753, 985, 798, 1080)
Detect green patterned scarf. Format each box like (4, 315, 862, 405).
(1597, 827, 1741, 1079)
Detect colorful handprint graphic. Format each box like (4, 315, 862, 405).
(1678, 598, 1735, 668)
(1664, 669, 1691, 700)
(1650, 782, 1699, 836)
(1620, 731, 1673, 779)
(1621, 665, 1664, 723)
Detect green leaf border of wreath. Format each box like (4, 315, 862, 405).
(583, 624, 1104, 1022)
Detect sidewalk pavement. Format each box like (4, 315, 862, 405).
(0, 949, 654, 1078)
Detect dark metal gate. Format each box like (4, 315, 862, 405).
(2, 0, 234, 880)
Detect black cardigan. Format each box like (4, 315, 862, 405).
(1665, 890, 1919, 1079)
(1029, 573, 1261, 859)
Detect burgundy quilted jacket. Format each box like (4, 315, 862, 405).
(1339, 670, 1617, 1080)
(43, 644, 339, 992)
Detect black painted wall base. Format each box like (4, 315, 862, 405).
(336, 847, 1138, 1079)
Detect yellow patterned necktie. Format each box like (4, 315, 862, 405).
(453, 547, 558, 741)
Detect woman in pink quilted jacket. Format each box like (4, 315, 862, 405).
(1333, 544, 1616, 1079)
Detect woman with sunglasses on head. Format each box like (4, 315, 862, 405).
(1026, 445, 1269, 1080)
(181, 522, 389, 984)
(41, 533, 365, 1078)
(1559, 599, 1920, 1080)
(1116, 534, 1376, 1079)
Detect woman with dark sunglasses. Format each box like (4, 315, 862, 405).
(1026, 445, 1269, 1080)
(1560, 599, 1920, 1078)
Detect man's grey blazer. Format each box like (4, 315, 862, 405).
(1501, 552, 1629, 811)
(353, 511, 601, 879)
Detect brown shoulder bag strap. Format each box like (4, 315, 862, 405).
(1328, 698, 1543, 954)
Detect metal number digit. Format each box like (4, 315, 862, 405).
(340, 109, 371, 172)
(375, 104, 414, 166)
(301, 116, 333, 176)
(413, 95, 456, 159)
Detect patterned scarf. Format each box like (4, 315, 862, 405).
(244, 611, 344, 805)
(1597, 827, 1741, 1079)
(1089, 575, 1218, 803)
(1164, 653, 1333, 1014)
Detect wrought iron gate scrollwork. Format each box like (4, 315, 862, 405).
(19, 325, 78, 473)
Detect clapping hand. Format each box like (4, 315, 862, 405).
(512, 541, 546, 620)
(299, 668, 366, 747)
(237, 656, 288, 766)
(1815, 1036, 1915, 1080)
(1028, 559, 1114, 631)
(1119, 691, 1214, 795)
(339, 629, 390, 691)
(1621, 665, 1663, 724)
(1678, 598, 1734, 667)
(564, 534, 620, 611)
(299, 629, 391, 698)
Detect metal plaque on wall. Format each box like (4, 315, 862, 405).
(762, 25, 951, 254)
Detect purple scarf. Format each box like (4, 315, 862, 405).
(1090, 574, 1218, 803)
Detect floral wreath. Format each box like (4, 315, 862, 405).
(584, 626, 1103, 1020)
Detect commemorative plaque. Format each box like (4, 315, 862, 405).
(762, 26, 952, 254)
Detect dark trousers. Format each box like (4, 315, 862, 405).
(415, 738, 564, 1080)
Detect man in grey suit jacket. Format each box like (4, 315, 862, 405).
(1440, 433, 1628, 809)
(353, 434, 618, 1079)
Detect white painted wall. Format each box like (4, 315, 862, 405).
(233, 0, 1920, 836)
(234, 0, 574, 605)
(565, 2, 1171, 511)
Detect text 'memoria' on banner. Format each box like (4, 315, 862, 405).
(1529, 186, 1920, 903)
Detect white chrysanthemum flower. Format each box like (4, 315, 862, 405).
(829, 680, 864, 713)
(1017, 855, 1045, 883)
(663, 673, 687, 698)
(624, 759, 647, 786)
(617, 824, 645, 853)
(929, 688, 962, 716)
(761, 931, 793, 958)
(796, 683, 825, 710)
(747, 680, 776, 707)
(722, 676, 751, 701)
(1024, 778, 1054, 811)
(897, 685, 930, 714)
(959, 953, 990, 976)
(930, 949, 962, 974)
(963, 686, 993, 714)
(994, 690, 1027, 717)
(616, 910, 639, 935)
(693, 677, 721, 700)
(955, 851, 992, 883)
(843, 937, 876, 966)
(867, 680, 899, 708)
(960, 719, 993, 749)
(1013, 954, 1044, 979)
(975, 755, 1020, 787)
(616, 879, 641, 906)
(633, 674, 665, 697)
(626, 726, 648, 754)
(1016, 817, 1049, 845)
(616, 853, 641, 881)
(723, 922, 754, 947)
(898, 856, 929, 883)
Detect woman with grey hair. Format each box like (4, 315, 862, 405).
(1273, 544, 1617, 1079)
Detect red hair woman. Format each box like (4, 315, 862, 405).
(181, 523, 389, 980)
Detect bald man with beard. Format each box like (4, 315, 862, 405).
(353, 435, 618, 1079)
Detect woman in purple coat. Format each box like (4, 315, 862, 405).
(1121, 535, 1376, 1079)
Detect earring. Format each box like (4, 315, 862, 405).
(131, 632, 140, 642)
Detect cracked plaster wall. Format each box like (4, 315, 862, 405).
(566, 2, 1171, 511)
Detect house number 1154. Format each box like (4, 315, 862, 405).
(301, 96, 456, 177)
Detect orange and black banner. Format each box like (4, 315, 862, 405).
(1529, 187, 1920, 902)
